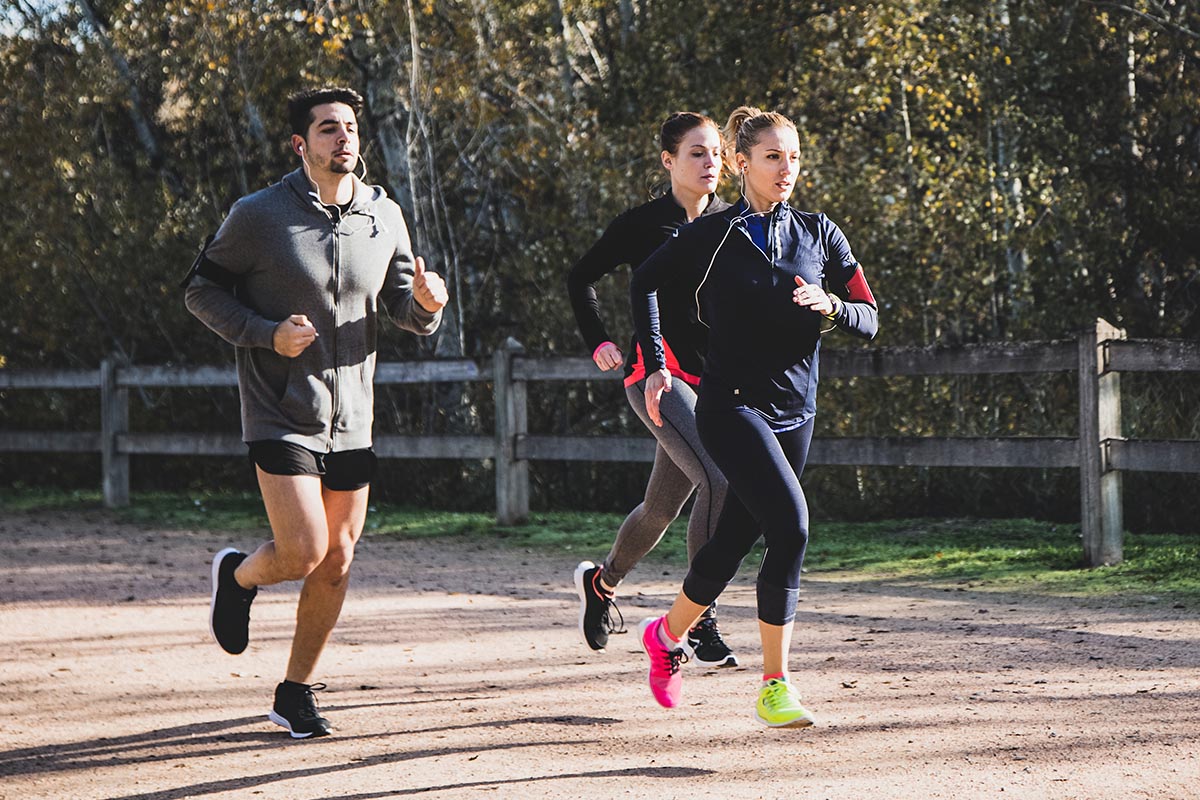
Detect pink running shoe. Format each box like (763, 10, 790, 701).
(638, 616, 688, 708)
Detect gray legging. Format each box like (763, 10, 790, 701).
(601, 378, 730, 588)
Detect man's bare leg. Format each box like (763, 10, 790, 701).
(225, 470, 368, 738)
(235, 470, 331, 590)
(286, 483, 369, 683)
(232, 469, 368, 681)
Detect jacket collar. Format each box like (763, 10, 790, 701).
(729, 197, 791, 223)
(660, 190, 729, 219)
(282, 168, 376, 215)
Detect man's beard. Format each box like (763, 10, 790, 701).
(330, 157, 356, 175)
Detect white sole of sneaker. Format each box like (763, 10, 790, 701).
(268, 710, 329, 739)
(209, 546, 240, 648)
(691, 653, 739, 668)
(754, 710, 815, 728)
(573, 560, 605, 652)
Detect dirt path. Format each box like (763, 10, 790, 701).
(1, 508, 1197, 800)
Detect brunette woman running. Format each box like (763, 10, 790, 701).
(567, 112, 737, 666)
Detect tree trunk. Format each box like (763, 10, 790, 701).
(618, 0, 636, 46)
(550, 0, 575, 104)
(76, 0, 183, 198)
(897, 76, 930, 346)
(993, 0, 1029, 327)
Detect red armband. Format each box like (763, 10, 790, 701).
(845, 265, 876, 306)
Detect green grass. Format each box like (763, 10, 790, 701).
(807, 518, 1200, 599)
(2, 488, 1197, 601)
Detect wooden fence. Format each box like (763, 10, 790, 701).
(2, 319, 1198, 566)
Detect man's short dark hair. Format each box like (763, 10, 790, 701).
(287, 87, 365, 138)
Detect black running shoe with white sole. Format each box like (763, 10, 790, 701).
(209, 547, 256, 655)
(687, 615, 738, 667)
(269, 681, 332, 739)
(573, 560, 625, 651)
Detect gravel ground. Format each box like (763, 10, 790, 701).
(1, 508, 1197, 800)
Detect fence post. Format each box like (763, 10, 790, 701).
(100, 356, 130, 508)
(1078, 318, 1124, 566)
(494, 338, 529, 525)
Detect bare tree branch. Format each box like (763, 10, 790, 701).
(1084, 1, 1200, 39)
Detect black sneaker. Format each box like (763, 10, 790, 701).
(573, 561, 625, 651)
(209, 547, 256, 655)
(687, 615, 738, 667)
(269, 681, 332, 739)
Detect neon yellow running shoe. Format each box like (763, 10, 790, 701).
(755, 678, 815, 728)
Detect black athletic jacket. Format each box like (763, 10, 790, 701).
(631, 199, 878, 427)
(567, 192, 731, 384)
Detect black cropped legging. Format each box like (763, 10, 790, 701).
(682, 408, 814, 626)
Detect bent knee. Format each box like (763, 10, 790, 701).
(277, 554, 324, 581)
(275, 541, 328, 581)
(764, 523, 809, 556)
(325, 545, 356, 576)
(311, 541, 357, 583)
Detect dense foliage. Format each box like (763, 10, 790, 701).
(2, 1, 1197, 528)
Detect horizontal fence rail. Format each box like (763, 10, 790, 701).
(809, 437, 1082, 469)
(1106, 440, 1200, 474)
(1105, 339, 1200, 372)
(818, 340, 1081, 377)
(0, 369, 101, 389)
(0, 431, 102, 452)
(2, 321, 1197, 565)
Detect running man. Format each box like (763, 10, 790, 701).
(184, 86, 447, 738)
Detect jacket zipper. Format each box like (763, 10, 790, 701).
(329, 214, 341, 452)
(737, 217, 777, 265)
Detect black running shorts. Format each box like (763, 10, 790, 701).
(247, 440, 377, 492)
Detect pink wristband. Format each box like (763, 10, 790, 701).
(592, 341, 616, 361)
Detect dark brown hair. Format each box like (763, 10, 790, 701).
(645, 111, 720, 197)
(287, 87, 364, 137)
(660, 111, 719, 155)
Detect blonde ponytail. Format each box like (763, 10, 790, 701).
(722, 106, 759, 177)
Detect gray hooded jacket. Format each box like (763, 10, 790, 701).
(185, 168, 441, 452)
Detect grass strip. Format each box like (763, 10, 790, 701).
(2, 488, 1196, 601)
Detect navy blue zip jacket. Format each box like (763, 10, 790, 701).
(631, 199, 878, 427)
